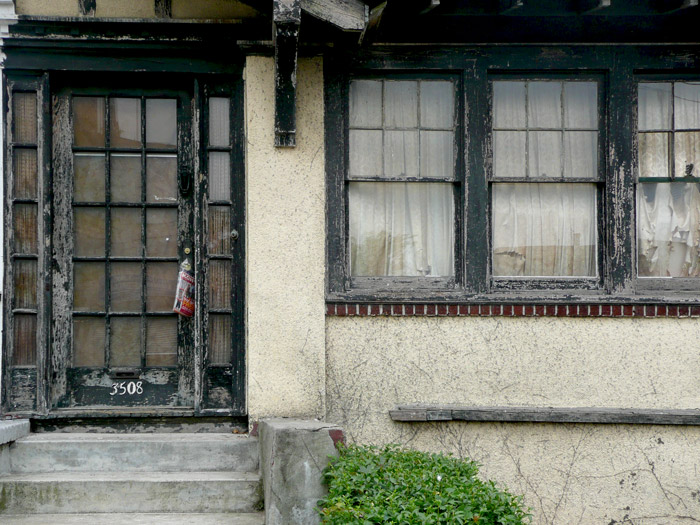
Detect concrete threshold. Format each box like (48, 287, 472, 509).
(0, 513, 266, 525)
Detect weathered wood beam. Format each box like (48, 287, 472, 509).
(656, 0, 698, 12)
(301, 0, 367, 31)
(358, 1, 386, 46)
(578, 0, 611, 13)
(273, 0, 301, 147)
(498, 0, 523, 13)
(78, 0, 96, 16)
(420, 0, 441, 15)
(155, 0, 172, 18)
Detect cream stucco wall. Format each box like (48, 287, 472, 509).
(16, 0, 257, 18)
(245, 56, 326, 420)
(326, 316, 700, 523)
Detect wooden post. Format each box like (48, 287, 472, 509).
(273, 0, 301, 147)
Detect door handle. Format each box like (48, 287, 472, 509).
(179, 165, 192, 196)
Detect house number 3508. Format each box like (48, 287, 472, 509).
(110, 381, 144, 396)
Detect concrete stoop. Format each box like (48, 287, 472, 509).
(0, 432, 264, 524)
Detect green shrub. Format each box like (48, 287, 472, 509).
(318, 444, 530, 525)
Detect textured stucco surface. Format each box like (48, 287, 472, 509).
(245, 57, 326, 420)
(172, 0, 258, 19)
(16, 0, 257, 18)
(326, 316, 700, 524)
(16, 0, 79, 16)
(95, 0, 155, 18)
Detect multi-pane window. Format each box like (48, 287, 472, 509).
(347, 79, 456, 277)
(637, 82, 700, 278)
(491, 80, 600, 278)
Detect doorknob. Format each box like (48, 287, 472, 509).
(230, 229, 239, 241)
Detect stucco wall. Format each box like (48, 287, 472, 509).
(245, 56, 326, 420)
(15, 0, 257, 18)
(326, 316, 700, 523)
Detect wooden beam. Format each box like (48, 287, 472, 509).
(578, 0, 611, 13)
(273, 0, 301, 147)
(154, 0, 172, 18)
(358, 1, 386, 46)
(78, 0, 96, 16)
(420, 0, 441, 15)
(656, 0, 698, 12)
(301, 0, 367, 31)
(498, 0, 523, 13)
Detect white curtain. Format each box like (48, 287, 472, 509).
(349, 182, 454, 277)
(638, 183, 700, 277)
(492, 183, 597, 277)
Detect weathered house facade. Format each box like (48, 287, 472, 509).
(2, 0, 700, 522)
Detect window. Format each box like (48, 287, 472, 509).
(325, 47, 700, 302)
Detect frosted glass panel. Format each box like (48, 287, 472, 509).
(209, 260, 231, 310)
(209, 315, 231, 365)
(110, 317, 141, 367)
(349, 80, 382, 128)
(493, 131, 526, 179)
(492, 183, 597, 277)
(384, 131, 419, 178)
(420, 81, 454, 129)
(14, 148, 37, 200)
(111, 154, 142, 203)
(208, 206, 231, 255)
(73, 97, 105, 147)
(420, 131, 453, 179)
(14, 260, 37, 309)
(564, 82, 597, 129)
(73, 317, 105, 367)
(13, 314, 37, 366)
(564, 131, 597, 179)
(209, 97, 230, 147)
(111, 262, 142, 312)
(493, 82, 526, 128)
(146, 262, 178, 312)
(638, 183, 700, 277)
(674, 82, 700, 130)
(528, 82, 561, 129)
(74, 207, 105, 257)
(675, 132, 700, 178)
(639, 133, 669, 179)
(349, 130, 383, 177)
(529, 131, 561, 178)
(74, 262, 105, 312)
(74, 154, 105, 202)
(111, 208, 142, 257)
(13, 93, 37, 144)
(110, 98, 141, 148)
(385, 81, 418, 128)
(13, 204, 38, 255)
(146, 99, 177, 149)
(146, 317, 177, 366)
(638, 83, 672, 131)
(349, 182, 454, 277)
(209, 152, 231, 200)
(147, 155, 177, 203)
(146, 208, 178, 257)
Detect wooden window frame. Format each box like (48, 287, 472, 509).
(325, 45, 700, 304)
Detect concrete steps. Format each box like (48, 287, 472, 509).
(0, 513, 266, 524)
(0, 432, 263, 519)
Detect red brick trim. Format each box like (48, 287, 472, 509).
(326, 303, 700, 318)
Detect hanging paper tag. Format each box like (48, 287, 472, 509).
(173, 259, 195, 317)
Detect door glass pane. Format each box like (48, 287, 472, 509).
(146, 208, 178, 257)
(110, 317, 141, 367)
(13, 314, 37, 366)
(146, 99, 177, 149)
(420, 131, 453, 179)
(146, 317, 177, 366)
(74, 262, 105, 311)
(146, 262, 178, 311)
(420, 81, 454, 129)
(564, 131, 597, 179)
(13, 148, 37, 199)
(638, 83, 672, 131)
(385, 81, 418, 128)
(111, 154, 142, 203)
(209, 260, 231, 310)
(209, 152, 231, 200)
(349, 80, 382, 128)
(349, 130, 383, 177)
(493, 81, 526, 128)
(674, 82, 700, 130)
(73, 317, 105, 367)
(493, 131, 526, 179)
(110, 98, 141, 148)
(492, 183, 597, 277)
(147, 155, 177, 203)
(13, 93, 37, 144)
(639, 133, 670, 179)
(208, 206, 231, 255)
(13, 204, 38, 254)
(111, 262, 143, 311)
(528, 131, 562, 178)
(674, 132, 700, 178)
(111, 208, 142, 257)
(209, 315, 231, 365)
(14, 260, 37, 309)
(563, 82, 597, 129)
(528, 82, 562, 129)
(73, 97, 105, 147)
(209, 97, 230, 147)
(74, 208, 106, 257)
(384, 131, 419, 178)
(74, 154, 105, 202)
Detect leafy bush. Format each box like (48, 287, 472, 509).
(318, 444, 530, 524)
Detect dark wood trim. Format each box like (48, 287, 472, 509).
(655, 0, 698, 13)
(273, 0, 300, 147)
(78, 0, 96, 17)
(390, 405, 700, 425)
(578, 0, 611, 13)
(358, 1, 386, 46)
(497, 0, 523, 14)
(154, 0, 172, 19)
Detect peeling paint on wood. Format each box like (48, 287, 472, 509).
(301, 0, 367, 31)
(273, 0, 300, 147)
